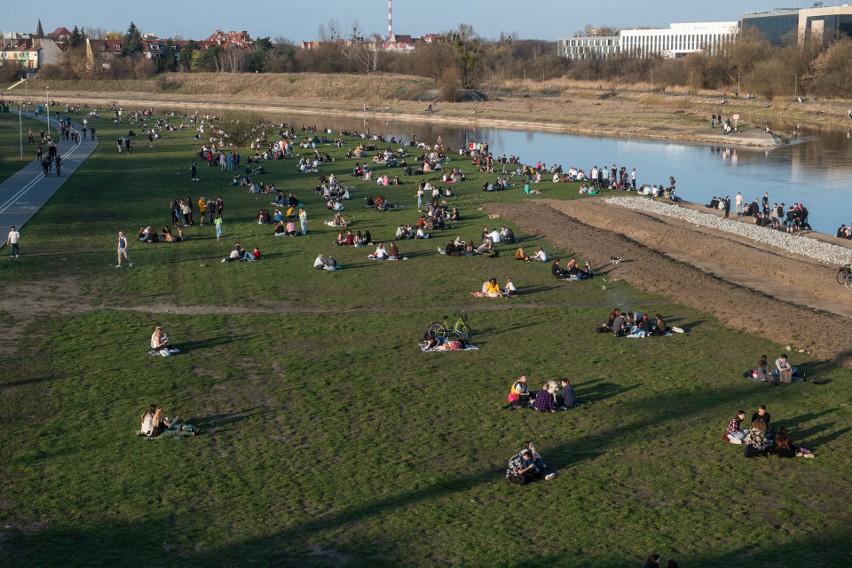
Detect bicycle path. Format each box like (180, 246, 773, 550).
(0, 111, 98, 236)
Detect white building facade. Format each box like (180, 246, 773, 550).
(621, 22, 738, 58)
(559, 21, 738, 60)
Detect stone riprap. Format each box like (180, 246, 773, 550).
(604, 196, 851, 266)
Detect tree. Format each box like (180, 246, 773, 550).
(218, 113, 263, 147)
(69, 26, 83, 49)
(811, 38, 852, 97)
(178, 40, 197, 72)
(123, 21, 143, 55)
(447, 24, 480, 88)
(248, 36, 273, 73)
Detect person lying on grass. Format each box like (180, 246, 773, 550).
(151, 323, 179, 356)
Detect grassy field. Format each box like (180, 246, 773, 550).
(0, 110, 850, 567)
(0, 111, 48, 183)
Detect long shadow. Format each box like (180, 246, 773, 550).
(1, 372, 64, 389)
(179, 335, 239, 354)
(575, 380, 641, 404)
(196, 405, 270, 433)
(803, 427, 850, 449)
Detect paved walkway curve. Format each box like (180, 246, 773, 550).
(0, 111, 98, 234)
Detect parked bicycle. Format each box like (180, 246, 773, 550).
(837, 264, 852, 290)
(425, 313, 471, 340)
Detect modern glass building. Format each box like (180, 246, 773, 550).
(557, 35, 620, 60)
(740, 5, 852, 45)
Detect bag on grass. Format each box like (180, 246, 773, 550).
(779, 369, 792, 383)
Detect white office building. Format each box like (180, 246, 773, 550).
(559, 21, 738, 60)
(621, 22, 738, 58)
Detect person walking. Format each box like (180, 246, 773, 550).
(190, 161, 199, 181)
(299, 207, 307, 235)
(116, 231, 132, 267)
(214, 214, 223, 241)
(7, 226, 20, 258)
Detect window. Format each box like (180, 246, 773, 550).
(115, 44, 121, 51)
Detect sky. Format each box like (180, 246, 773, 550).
(7, 0, 821, 42)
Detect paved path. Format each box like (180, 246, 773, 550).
(0, 111, 98, 235)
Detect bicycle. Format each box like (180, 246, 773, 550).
(837, 264, 852, 290)
(426, 313, 471, 340)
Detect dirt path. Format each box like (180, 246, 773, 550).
(490, 200, 852, 367)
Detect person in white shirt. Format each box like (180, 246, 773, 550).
(370, 243, 388, 260)
(7, 226, 20, 258)
(532, 247, 548, 262)
(735, 192, 744, 214)
(140, 405, 156, 434)
(488, 229, 502, 244)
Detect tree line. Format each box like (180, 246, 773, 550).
(31, 22, 852, 100)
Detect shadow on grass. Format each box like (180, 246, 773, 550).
(179, 335, 237, 354)
(1, 372, 64, 389)
(575, 379, 641, 404)
(198, 405, 270, 433)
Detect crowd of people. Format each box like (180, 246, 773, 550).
(724, 405, 815, 458)
(709, 192, 813, 232)
(598, 309, 682, 338)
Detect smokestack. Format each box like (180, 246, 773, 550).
(388, 0, 393, 39)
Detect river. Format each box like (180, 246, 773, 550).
(276, 113, 852, 235)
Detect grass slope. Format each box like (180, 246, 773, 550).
(0, 111, 849, 567)
(0, 112, 49, 183)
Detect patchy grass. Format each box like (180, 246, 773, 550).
(0, 112, 47, 183)
(0, 111, 849, 567)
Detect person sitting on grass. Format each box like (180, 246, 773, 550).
(772, 353, 799, 382)
(514, 246, 530, 261)
(772, 427, 814, 458)
(651, 314, 670, 336)
(140, 404, 156, 435)
(743, 419, 772, 457)
(751, 355, 776, 384)
(505, 374, 530, 409)
(314, 253, 339, 271)
(146, 407, 177, 437)
(503, 278, 517, 297)
(273, 220, 287, 236)
(506, 448, 556, 484)
(551, 259, 569, 279)
(564, 258, 593, 280)
(725, 410, 747, 443)
(387, 242, 401, 260)
(531, 246, 548, 262)
(151, 323, 179, 356)
(222, 243, 245, 262)
(556, 378, 575, 409)
(533, 381, 557, 412)
(473, 278, 501, 298)
(369, 243, 389, 260)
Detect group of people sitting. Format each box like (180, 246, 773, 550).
(332, 229, 373, 247)
(551, 258, 593, 280)
(504, 375, 576, 412)
(515, 246, 548, 262)
(745, 353, 804, 384)
(313, 253, 340, 271)
(367, 242, 403, 260)
(222, 243, 262, 262)
(506, 441, 558, 484)
(395, 223, 430, 240)
(441, 236, 497, 257)
(835, 223, 852, 239)
(599, 308, 682, 337)
(724, 405, 815, 458)
(471, 278, 517, 298)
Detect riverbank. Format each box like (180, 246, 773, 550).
(27, 73, 852, 149)
(493, 197, 852, 367)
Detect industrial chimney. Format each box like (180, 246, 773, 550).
(388, 0, 393, 40)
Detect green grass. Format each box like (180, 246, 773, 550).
(0, 111, 849, 568)
(0, 111, 46, 183)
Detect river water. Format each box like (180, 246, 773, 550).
(277, 113, 852, 235)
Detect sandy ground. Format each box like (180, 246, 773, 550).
(490, 199, 852, 367)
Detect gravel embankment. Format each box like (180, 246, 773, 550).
(605, 197, 851, 266)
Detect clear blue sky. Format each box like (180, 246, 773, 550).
(9, 0, 814, 42)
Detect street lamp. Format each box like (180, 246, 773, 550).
(45, 86, 50, 139)
(6, 77, 27, 161)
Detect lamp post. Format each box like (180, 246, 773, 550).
(45, 86, 50, 139)
(6, 77, 27, 161)
(794, 73, 798, 99)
